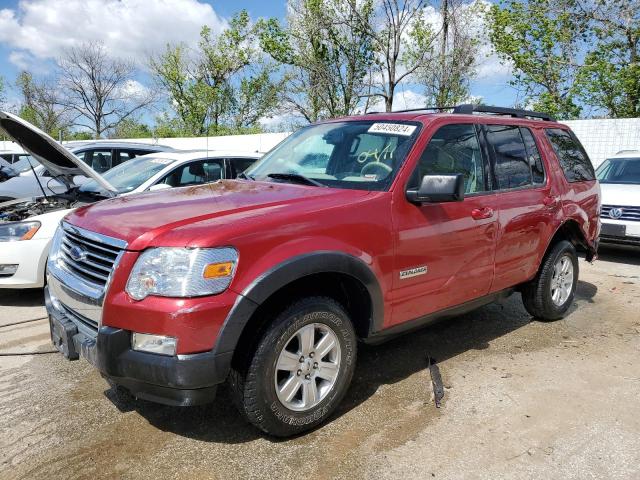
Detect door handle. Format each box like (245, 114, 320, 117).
(471, 207, 494, 220)
(543, 195, 559, 207)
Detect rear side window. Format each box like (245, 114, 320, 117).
(485, 125, 531, 189)
(520, 128, 545, 184)
(545, 128, 595, 182)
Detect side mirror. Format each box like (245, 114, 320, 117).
(406, 174, 465, 203)
(148, 183, 172, 192)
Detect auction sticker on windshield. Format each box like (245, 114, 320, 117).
(368, 123, 417, 136)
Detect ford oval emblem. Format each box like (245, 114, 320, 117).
(68, 245, 88, 262)
(609, 208, 623, 219)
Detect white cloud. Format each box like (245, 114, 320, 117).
(0, 0, 226, 68)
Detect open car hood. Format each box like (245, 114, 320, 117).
(0, 111, 117, 195)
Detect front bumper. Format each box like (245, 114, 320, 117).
(0, 237, 50, 288)
(46, 286, 231, 406)
(600, 219, 640, 246)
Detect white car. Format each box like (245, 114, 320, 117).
(596, 150, 640, 246)
(0, 111, 261, 288)
(0, 141, 174, 202)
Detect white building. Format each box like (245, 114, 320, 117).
(563, 118, 640, 168)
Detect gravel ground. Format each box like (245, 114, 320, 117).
(0, 246, 639, 480)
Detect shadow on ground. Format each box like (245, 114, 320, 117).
(0, 288, 45, 307)
(103, 279, 598, 444)
(596, 244, 640, 266)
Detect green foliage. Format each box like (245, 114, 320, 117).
(259, 0, 375, 121)
(111, 119, 153, 139)
(575, 0, 640, 118)
(15, 71, 71, 138)
(66, 131, 93, 141)
(487, 0, 584, 119)
(150, 10, 279, 136)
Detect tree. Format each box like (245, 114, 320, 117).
(576, 0, 640, 118)
(487, 0, 586, 119)
(260, 0, 376, 121)
(417, 0, 482, 107)
(0, 76, 5, 107)
(58, 42, 156, 138)
(364, 0, 439, 112)
(15, 71, 72, 138)
(150, 11, 281, 136)
(111, 119, 153, 139)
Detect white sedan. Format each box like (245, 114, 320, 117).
(596, 151, 640, 246)
(0, 141, 173, 202)
(0, 111, 261, 288)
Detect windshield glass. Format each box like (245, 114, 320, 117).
(11, 155, 40, 173)
(246, 120, 421, 191)
(80, 156, 174, 194)
(596, 158, 640, 185)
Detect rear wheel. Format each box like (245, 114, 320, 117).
(229, 297, 357, 437)
(522, 240, 579, 321)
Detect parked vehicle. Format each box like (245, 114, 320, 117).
(0, 156, 15, 182)
(0, 111, 261, 288)
(0, 141, 174, 200)
(596, 151, 640, 246)
(16, 105, 600, 437)
(0, 149, 31, 165)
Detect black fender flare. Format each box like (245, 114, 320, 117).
(213, 251, 384, 358)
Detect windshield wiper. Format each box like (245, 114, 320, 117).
(237, 172, 255, 180)
(267, 173, 326, 187)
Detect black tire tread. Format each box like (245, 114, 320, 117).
(229, 296, 355, 437)
(522, 240, 578, 321)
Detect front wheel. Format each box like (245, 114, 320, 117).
(522, 240, 579, 321)
(229, 297, 357, 437)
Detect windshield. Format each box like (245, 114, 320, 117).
(596, 158, 640, 185)
(246, 120, 421, 191)
(80, 156, 174, 194)
(10, 155, 40, 173)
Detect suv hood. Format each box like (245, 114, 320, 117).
(0, 111, 117, 195)
(65, 180, 371, 249)
(600, 182, 640, 207)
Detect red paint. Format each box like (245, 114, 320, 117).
(64, 112, 600, 355)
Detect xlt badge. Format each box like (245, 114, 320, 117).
(400, 266, 428, 279)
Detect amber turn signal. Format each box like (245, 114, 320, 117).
(21, 225, 40, 240)
(203, 261, 234, 279)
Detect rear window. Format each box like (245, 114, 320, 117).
(486, 125, 531, 189)
(545, 128, 595, 182)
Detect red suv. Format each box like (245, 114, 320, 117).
(35, 105, 599, 436)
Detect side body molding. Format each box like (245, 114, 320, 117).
(213, 251, 385, 356)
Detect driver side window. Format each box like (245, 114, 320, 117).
(411, 124, 486, 194)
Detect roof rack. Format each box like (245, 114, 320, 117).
(366, 104, 556, 122)
(366, 106, 457, 115)
(453, 104, 556, 121)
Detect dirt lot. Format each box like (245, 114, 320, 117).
(1, 246, 639, 480)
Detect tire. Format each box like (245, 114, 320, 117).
(522, 240, 579, 321)
(229, 296, 357, 437)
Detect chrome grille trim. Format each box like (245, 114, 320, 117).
(60, 301, 99, 337)
(47, 222, 128, 328)
(601, 205, 640, 222)
(58, 223, 126, 288)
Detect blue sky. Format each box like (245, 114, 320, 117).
(0, 0, 518, 125)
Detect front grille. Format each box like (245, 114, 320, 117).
(601, 205, 640, 222)
(58, 226, 124, 287)
(60, 301, 99, 335)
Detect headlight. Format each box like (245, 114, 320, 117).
(126, 247, 238, 300)
(0, 221, 41, 242)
